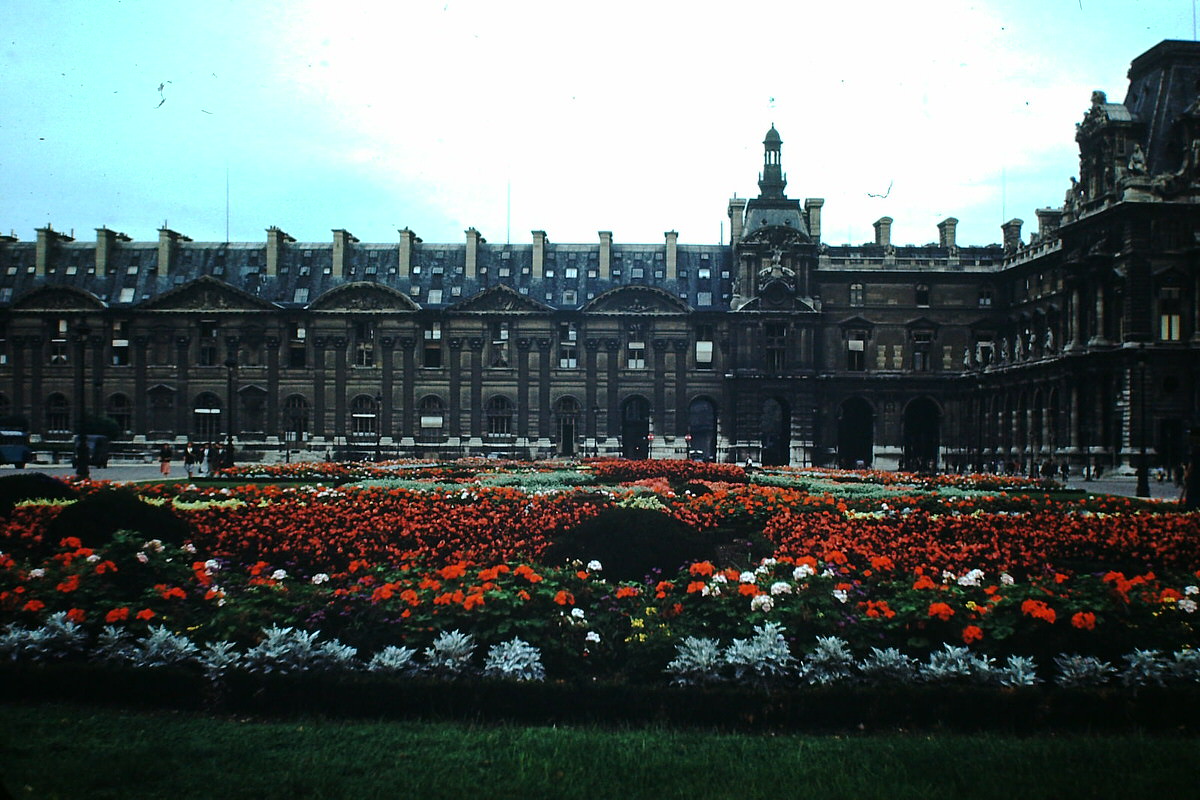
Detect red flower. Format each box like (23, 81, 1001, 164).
(615, 586, 639, 599)
(56, 574, 81, 593)
(738, 583, 762, 597)
(462, 593, 485, 611)
(928, 602, 955, 621)
(686, 581, 707, 594)
(135, 608, 155, 621)
(554, 590, 575, 606)
(1020, 599, 1057, 624)
(689, 561, 715, 577)
(870, 555, 895, 571)
(105, 607, 130, 623)
(913, 575, 937, 591)
(1071, 611, 1096, 630)
(93, 560, 118, 575)
(22, 599, 45, 612)
(438, 563, 467, 580)
(961, 625, 984, 644)
(59, 536, 82, 550)
(66, 608, 86, 623)
(654, 581, 674, 599)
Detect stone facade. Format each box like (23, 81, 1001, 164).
(1, 41, 1198, 470)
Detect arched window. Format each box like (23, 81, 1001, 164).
(193, 392, 222, 442)
(106, 393, 132, 438)
(148, 386, 175, 437)
(849, 282, 864, 306)
(915, 283, 931, 307)
(282, 395, 309, 443)
(418, 395, 444, 443)
(46, 393, 70, 437)
(350, 394, 379, 441)
(554, 396, 580, 455)
(485, 396, 513, 437)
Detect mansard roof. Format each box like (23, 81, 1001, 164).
(308, 281, 419, 312)
(138, 274, 279, 312)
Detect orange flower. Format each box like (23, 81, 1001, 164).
(654, 581, 674, 599)
(93, 560, 118, 575)
(689, 561, 715, 577)
(438, 563, 467, 580)
(615, 586, 639, 599)
(686, 581, 707, 594)
(135, 608, 155, 621)
(1071, 611, 1096, 630)
(554, 590, 574, 606)
(870, 555, 895, 571)
(961, 625, 984, 644)
(462, 593, 485, 611)
(105, 607, 130, 623)
(59, 536, 82, 550)
(913, 575, 937, 591)
(1020, 598, 1057, 624)
(928, 601, 955, 621)
(738, 583, 762, 597)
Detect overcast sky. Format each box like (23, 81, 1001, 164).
(1, 0, 1193, 251)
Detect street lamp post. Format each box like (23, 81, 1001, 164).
(73, 323, 90, 479)
(1136, 346, 1150, 498)
(224, 356, 238, 469)
(374, 392, 383, 462)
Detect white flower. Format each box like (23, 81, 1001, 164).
(86, 553, 100, 563)
(28, 568, 45, 579)
(941, 570, 956, 584)
(1179, 598, 1198, 614)
(586, 560, 603, 572)
(204, 559, 221, 572)
(182, 543, 197, 554)
(769, 581, 792, 596)
(832, 588, 849, 604)
(270, 569, 287, 581)
(571, 607, 585, 620)
(712, 573, 728, 584)
(759, 557, 778, 568)
(310, 573, 330, 585)
(143, 539, 164, 553)
(1185, 585, 1199, 596)
(957, 569, 984, 587)
(1000, 573, 1015, 586)
(793, 564, 815, 580)
(136, 551, 149, 564)
(750, 594, 774, 612)
(584, 631, 601, 643)
(738, 571, 757, 584)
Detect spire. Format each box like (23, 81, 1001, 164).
(758, 124, 787, 199)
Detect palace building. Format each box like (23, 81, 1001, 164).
(1, 40, 1198, 470)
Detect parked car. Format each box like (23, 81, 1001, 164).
(0, 430, 34, 468)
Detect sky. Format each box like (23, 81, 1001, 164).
(1, 0, 1195, 250)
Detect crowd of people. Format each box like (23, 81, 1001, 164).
(156, 442, 228, 479)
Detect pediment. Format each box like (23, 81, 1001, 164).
(904, 315, 940, 330)
(140, 275, 277, 311)
(454, 284, 552, 313)
(838, 315, 875, 330)
(583, 285, 690, 314)
(309, 281, 419, 311)
(10, 284, 105, 310)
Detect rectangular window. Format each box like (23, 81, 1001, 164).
(698, 267, 711, 280)
(562, 289, 577, 305)
(490, 321, 510, 367)
(198, 320, 219, 366)
(849, 283, 864, 306)
(565, 266, 578, 279)
(978, 288, 993, 308)
(111, 321, 130, 366)
(558, 322, 578, 368)
(1160, 287, 1182, 341)
(293, 288, 309, 304)
(697, 291, 713, 306)
(847, 330, 866, 371)
(915, 284, 930, 307)
(423, 322, 442, 368)
(765, 323, 786, 372)
(354, 321, 375, 367)
(631, 267, 644, 280)
(912, 331, 933, 372)
(695, 324, 714, 370)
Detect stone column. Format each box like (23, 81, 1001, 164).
(605, 338, 620, 439)
(380, 336, 395, 442)
(537, 338, 552, 439)
(516, 337, 532, 440)
(174, 336, 191, 435)
(312, 337, 327, 438)
(448, 338, 463, 439)
(585, 338, 600, 440)
(400, 337, 416, 441)
(265, 336, 280, 439)
(133, 334, 149, 437)
(468, 338, 484, 439)
(332, 337, 349, 442)
(673, 339, 688, 438)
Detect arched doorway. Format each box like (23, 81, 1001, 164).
(837, 397, 874, 468)
(621, 396, 650, 459)
(555, 396, 581, 456)
(192, 392, 223, 442)
(687, 397, 718, 461)
(903, 396, 941, 472)
(282, 394, 309, 445)
(761, 396, 790, 466)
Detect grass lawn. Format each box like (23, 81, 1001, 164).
(0, 701, 1195, 799)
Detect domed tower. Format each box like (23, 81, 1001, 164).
(729, 126, 820, 311)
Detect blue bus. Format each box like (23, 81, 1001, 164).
(0, 430, 34, 469)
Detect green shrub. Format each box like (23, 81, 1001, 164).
(0, 472, 79, 519)
(44, 487, 192, 550)
(542, 506, 712, 582)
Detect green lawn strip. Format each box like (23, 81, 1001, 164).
(0, 701, 1195, 799)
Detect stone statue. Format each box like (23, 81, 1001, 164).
(999, 337, 1009, 364)
(962, 347, 972, 369)
(1044, 327, 1055, 353)
(1128, 143, 1147, 175)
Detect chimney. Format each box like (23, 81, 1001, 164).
(464, 227, 483, 279)
(265, 226, 294, 277)
(665, 231, 678, 279)
(1035, 208, 1063, 240)
(804, 198, 824, 242)
(873, 216, 893, 247)
(95, 227, 131, 276)
(937, 217, 958, 249)
(36, 225, 74, 276)
(158, 227, 192, 275)
(332, 229, 358, 277)
(398, 227, 419, 277)
(598, 231, 612, 279)
(532, 230, 547, 279)
(727, 197, 747, 247)
(1002, 218, 1024, 252)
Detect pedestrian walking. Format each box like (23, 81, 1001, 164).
(184, 443, 196, 479)
(158, 443, 172, 476)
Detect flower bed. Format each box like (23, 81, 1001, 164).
(1, 460, 1196, 695)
